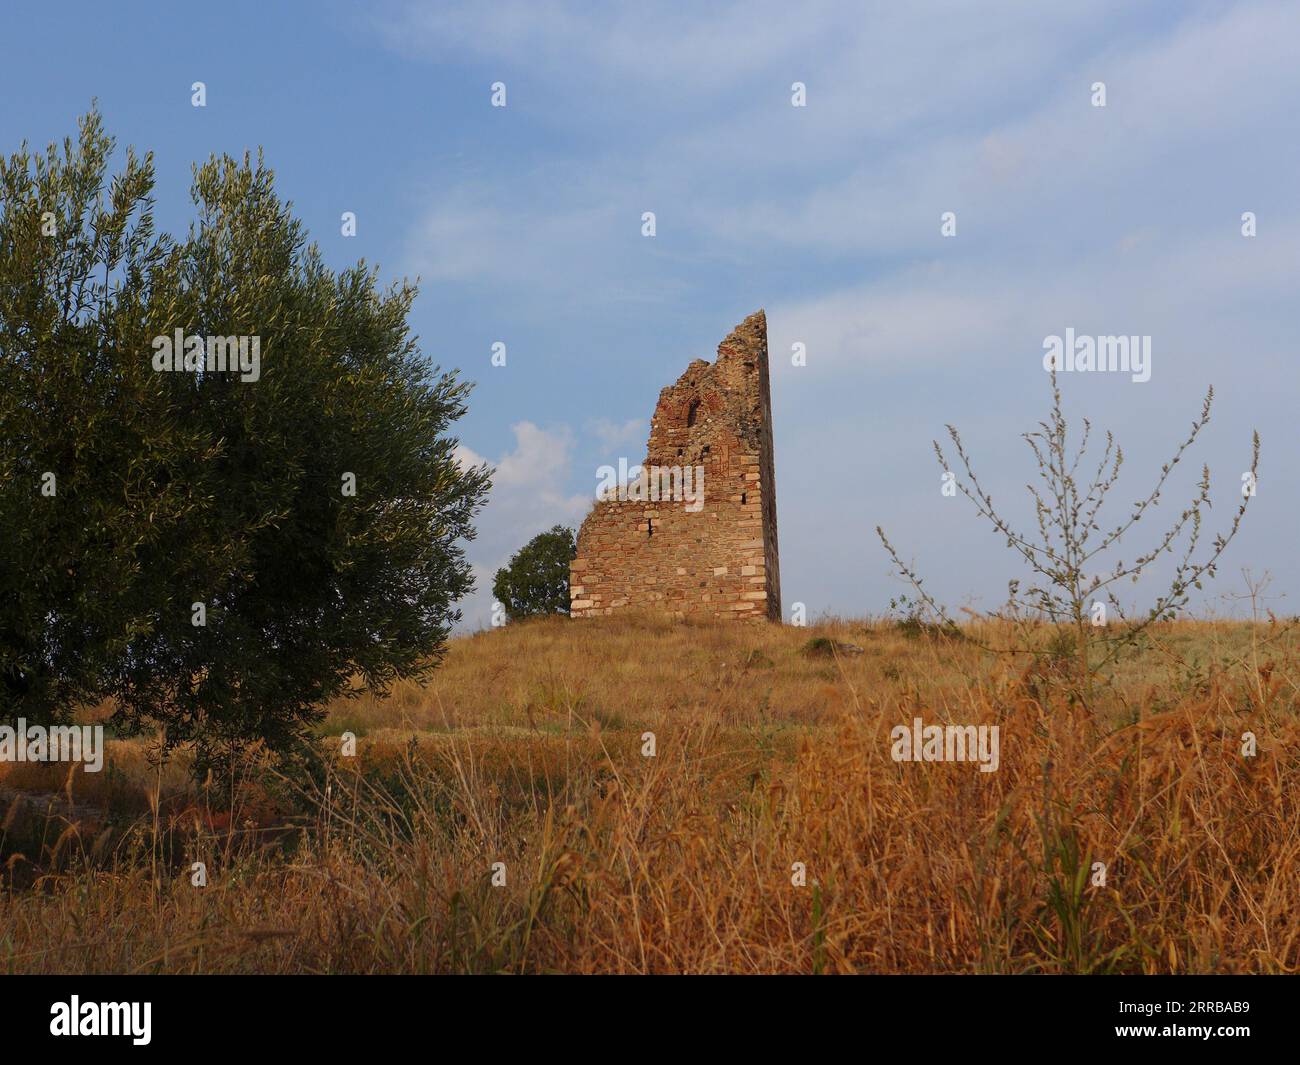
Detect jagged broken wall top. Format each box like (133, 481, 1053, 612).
(570, 310, 781, 622)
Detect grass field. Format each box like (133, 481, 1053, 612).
(2, 613, 1297, 974)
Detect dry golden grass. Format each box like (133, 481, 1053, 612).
(1, 613, 1297, 973)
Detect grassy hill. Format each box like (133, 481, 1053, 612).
(2, 614, 1297, 973)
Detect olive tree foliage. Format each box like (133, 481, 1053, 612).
(0, 111, 491, 775)
(877, 371, 1259, 698)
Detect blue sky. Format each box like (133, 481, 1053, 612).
(3, 1, 1296, 627)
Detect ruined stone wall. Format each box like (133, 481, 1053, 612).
(570, 310, 781, 622)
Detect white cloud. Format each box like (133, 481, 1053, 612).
(377, 0, 1300, 618)
(372, 1, 838, 97)
(588, 416, 646, 451)
(455, 421, 591, 629)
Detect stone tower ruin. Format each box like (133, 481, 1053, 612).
(570, 310, 781, 622)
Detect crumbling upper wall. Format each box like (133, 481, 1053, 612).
(570, 310, 781, 622)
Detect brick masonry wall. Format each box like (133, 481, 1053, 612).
(570, 310, 781, 622)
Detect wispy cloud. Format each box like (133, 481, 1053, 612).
(587, 416, 646, 451)
(377, 0, 1299, 617)
(454, 421, 591, 629)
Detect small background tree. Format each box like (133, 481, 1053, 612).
(492, 525, 576, 621)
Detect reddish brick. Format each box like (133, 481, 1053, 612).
(570, 311, 781, 622)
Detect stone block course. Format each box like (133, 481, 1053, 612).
(570, 310, 782, 623)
